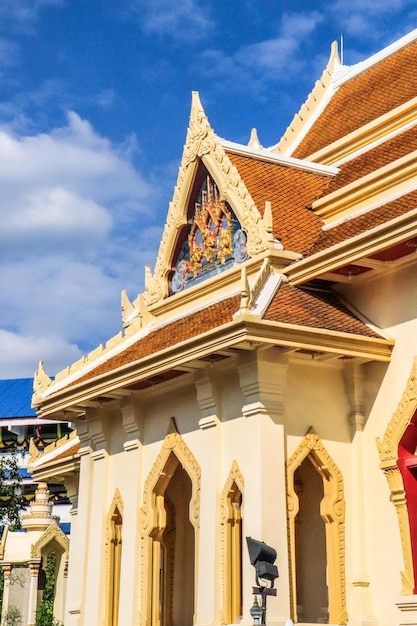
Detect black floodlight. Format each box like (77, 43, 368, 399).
(246, 537, 279, 584)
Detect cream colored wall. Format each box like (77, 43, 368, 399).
(335, 261, 417, 625)
(63, 317, 414, 626)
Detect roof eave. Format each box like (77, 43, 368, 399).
(34, 316, 392, 419)
(286, 206, 417, 284)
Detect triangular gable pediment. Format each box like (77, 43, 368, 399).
(143, 92, 270, 306)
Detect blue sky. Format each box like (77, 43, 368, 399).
(0, 0, 416, 379)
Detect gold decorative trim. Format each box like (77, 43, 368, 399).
(376, 356, 417, 594)
(104, 489, 124, 626)
(273, 41, 340, 156)
(143, 92, 269, 306)
(219, 461, 244, 625)
(286, 432, 347, 624)
(139, 432, 201, 626)
(30, 522, 69, 559)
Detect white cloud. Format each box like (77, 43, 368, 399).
(1, 188, 112, 247)
(0, 112, 159, 378)
(133, 0, 213, 40)
(0, 0, 63, 31)
(200, 11, 324, 94)
(331, 0, 417, 44)
(0, 330, 82, 380)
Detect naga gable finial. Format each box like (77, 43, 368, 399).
(33, 361, 52, 394)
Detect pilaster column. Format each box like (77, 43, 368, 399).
(344, 362, 377, 625)
(237, 348, 288, 422)
(82, 444, 108, 626)
(195, 369, 221, 429)
(194, 368, 221, 625)
(121, 399, 142, 445)
(1, 563, 11, 623)
(27, 558, 41, 626)
(64, 418, 94, 626)
(237, 348, 291, 625)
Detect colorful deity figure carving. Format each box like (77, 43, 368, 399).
(170, 173, 250, 295)
(233, 229, 250, 264)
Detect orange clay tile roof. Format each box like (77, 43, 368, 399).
(67, 294, 241, 387)
(265, 283, 381, 338)
(308, 189, 417, 255)
(325, 126, 417, 194)
(62, 284, 382, 392)
(293, 39, 417, 159)
(226, 151, 329, 254)
(45, 441, 81, 462)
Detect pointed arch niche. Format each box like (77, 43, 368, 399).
(139, 432, 201, 626)
(220, 461, 244, 625)
(376, 357, 417, 595)
(286, 432, 347, 625)
(104, 489, 124, 626)
(31, 523, 70, 624)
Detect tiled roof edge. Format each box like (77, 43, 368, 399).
(221, 139, 338, 176)
(38, 288, 241, 401)
(331, 28, 417, 89)
(337, 294, 393, 341)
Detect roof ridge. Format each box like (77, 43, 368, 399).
(221, 138, 338, 176)
(331, 28, 417, 90)
(272, 41, 341, 156)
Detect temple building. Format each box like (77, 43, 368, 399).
(22, 28, 417, 626)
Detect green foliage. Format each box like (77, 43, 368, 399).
(2, 604, 22, 626)
(0, 454, 25, 530)
(35, 552, 63, 626)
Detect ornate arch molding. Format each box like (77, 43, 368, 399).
(286, 432, 347, 625)
(376, 357, 417, 595)
(219, 460, 244, 625)
(144, 92, 269, 306)
(139, 432, 201, 626)
(104, 488, 124, 626)
(31, 522, 69, 559)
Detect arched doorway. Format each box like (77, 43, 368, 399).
(140, 432, 200, 626)
(294, 457, 328, 623)
(287, 432, 347, 624)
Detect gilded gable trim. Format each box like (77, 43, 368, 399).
(286, 433, 347, 625)
(139, 432, 201, 626)
(219, 460, 244, 625)
(31, 522, 69, 559)
(144, 92, 269, 306)
(104, 489, 124, 626)
(376, 357, 417, 594)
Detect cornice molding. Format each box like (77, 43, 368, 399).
(313, 149, 417, 224)
(36, 315, 392, 419)
(287, 206, 417, 285)
(307, 97, 417, 166)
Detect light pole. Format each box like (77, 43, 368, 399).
(246, 537, 279, 626)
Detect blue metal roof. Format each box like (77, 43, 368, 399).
(0, 379, 36, 418)
(60, 522, 71, 535)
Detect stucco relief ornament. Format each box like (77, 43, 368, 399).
(145, 91, 270, 305)
(182, 92, 214, 167)
(143, 264, 164, 307)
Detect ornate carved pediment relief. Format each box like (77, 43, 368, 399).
(144, 92, 269, 306)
